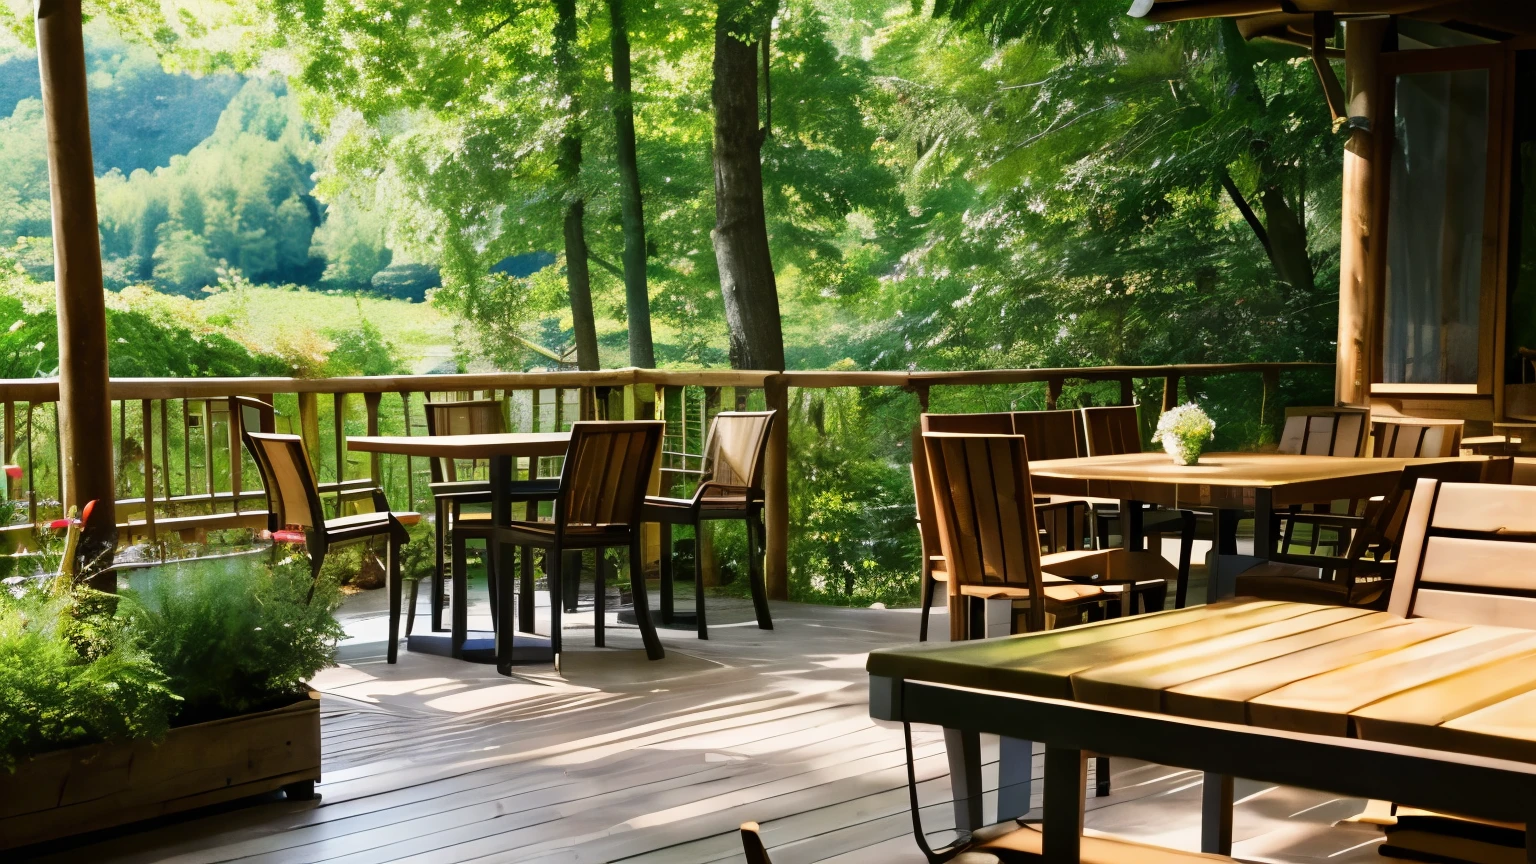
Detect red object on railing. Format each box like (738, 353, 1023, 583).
(3, 465, 20, 480)
(46, 517, 70, 530)
(79, 499, 95, 526)
(271, 526, 306, 544)
(46, 499, 97, 530)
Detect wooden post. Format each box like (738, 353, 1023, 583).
(1336, 18, 1387, 407)
(3, 401, 14, 500)
(1119, 377, 1135, 407)
(1161, 374, 1180, 413)
(1261, 368, 1282, 445)
(140, 399, 154, 543)
(763, 375, 789, 601)
(297, 392, 320, 475)
(364, 392, 382, 483)
(226, 397, 241, 514)
(332, 392, 346, 488)
(158, 399, 170, 505)
(36, 0, 115, 584)
(1046, 377, 1063, 411)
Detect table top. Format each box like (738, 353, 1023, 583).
(346, 432, 572, 459)
(1026, 452, 1480, 508)
(867, 599, 1536, 764)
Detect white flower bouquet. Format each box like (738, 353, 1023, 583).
(1151, 403, 1215, 466)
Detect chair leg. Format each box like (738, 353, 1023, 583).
(695, 522, 708, 640)
(519, 546, 536, 633)
(746, 509, 772, 631)
(1175, 510, 1196, 609)
(1095, 755, 1111, 797)
(487, 541, 499, 631)
(547, 547, 563, 659)
(919, 562, 935, 642)
(595, 550, 607, 648)
(386, 537, 402, 664)
(630, 534, 664, 660)
(451, 531, 469, 659)
(433, 500, 447, 632)
(659, 522, 674, 625)
(564, 552, 580, 613)
(406, 577, 419, 637)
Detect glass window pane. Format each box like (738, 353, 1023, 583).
(1383, 68, 1489, 385)
(1507, 51, 1536, 385)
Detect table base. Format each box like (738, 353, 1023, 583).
(408, 630, 554, 665)
(618, 609, 699, 629)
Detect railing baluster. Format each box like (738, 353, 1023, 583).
(51, 402, 62, 514)
(26, 402, 36, 526)
(141, 399, 155, 543)
(1162, 374, 1181, 412)
(158, 399, 170, 507)
(3, 400, 13, 501)
(333, 392, 345, 491)
(227, 397, 242, 515)
(364, 392, 381, 486)
(297, 392, 320, 476)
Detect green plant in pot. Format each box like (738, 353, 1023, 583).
(1151, 403, 1216, 466)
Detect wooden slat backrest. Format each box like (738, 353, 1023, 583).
(922, 431, 1046, 632)
(1278, 407, 1368, 457)
(232, 396, 280, 532)
(1010, 409, 1087, 460)
(1389, 477, 1536, 628)
(702, 411, 774, 491)
(911, 462, 940, 564)
(425, 399, 506, 483)
(1372, 418, 1464, 458)
(1342, 461, 1487, 566)
(558, 421, 663, 528)
(919, 412, 1015, 434)
(247, 432, 325, 529)
(1081, 406, 1143, 456)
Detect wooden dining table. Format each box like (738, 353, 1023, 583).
(867, 599, 1536, 862)
(348, 432, 572, 673)
(1026, 452, 1484, 603)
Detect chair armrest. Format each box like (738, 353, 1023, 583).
(1279, 513, 1366, 530)
(691, 481, 759, 505)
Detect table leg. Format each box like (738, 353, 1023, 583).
(1118, 499, 1145, 551)
(1042, 745, 1085, 864)
(1207, 509, 1240, 606)
(998, 736, 1033, 821)
(944, 728, 983, 832)
(1253, 488, 1274, 560)
(490, 455, 515, 676)
(1201, 772, 1234, 855)
(520, 456, 537, 634)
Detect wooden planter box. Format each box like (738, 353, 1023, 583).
(0, 691, 321, 851)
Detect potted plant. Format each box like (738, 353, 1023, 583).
(1151, 403, 1216, 466)
(0, 551, 343, 850)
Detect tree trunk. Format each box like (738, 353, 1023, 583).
(1259, 185, 1315, 294)
(608, 0, 655, 368)
(554, 0, 599, 371)
(711, 11, 784, 371)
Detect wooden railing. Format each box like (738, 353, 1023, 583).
(0, 361, 1332, 598)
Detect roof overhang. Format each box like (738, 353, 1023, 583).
(1131, 2, 1536, 46)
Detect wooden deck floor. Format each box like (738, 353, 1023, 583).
(28, 549, 1403, 864)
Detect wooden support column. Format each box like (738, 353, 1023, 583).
(1119, 376, 1135, 407)
(763, 374, 789, 601)
(3, 401, 14, 500)
(140, 399, 154, 543)
(297, 392, 320, 474)
(37, 0, 116, 585)
(1046, 377, 1063, 410)
(364, 392, 382, 483)
(226, 397, 241, 514)
(1161, 374, 1180, 412)
(1337, 18, 1387, 407)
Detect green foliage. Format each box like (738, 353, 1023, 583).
(0, 585, 177, 772)
(324, 304, 406, 376)
(124, 554, 344, 720)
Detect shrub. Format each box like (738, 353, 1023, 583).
(124, 553, 344, 721)
(0, 585, 177, 772)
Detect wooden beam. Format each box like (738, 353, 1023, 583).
(1336, 17, 1387, 407)
(763, 375, 789, 601)
(37, 0, 116, 585)
(1310, 13, 1350, 124)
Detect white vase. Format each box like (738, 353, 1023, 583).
(1163, 436, 1204, 466)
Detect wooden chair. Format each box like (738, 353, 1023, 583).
(1371, 417, 1464, 457)
(1274, 406, 1369, 555)
(494, 420, 666, 662)
(642, 411, 775, 640)
(1236, 460, 1492, 608)
(235, 399, 419, 663)
(1079, 405, 1199, 607)
(423, 399, 559, 639)
(1388, 473, 1536, 627)
(912, 413, 1092, 641)
(922, 431, 1175, 642)
(1277, 406, 1369, 456)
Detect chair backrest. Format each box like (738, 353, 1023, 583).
(557, 421, 664, 529)
(1389, 477, 1536, 628)
(911, 461, 940, 565)
(424, 399, 507, 482)
(246, 432, 327, 531)
(919, 412, 1015, 434)
(1081, 405, 1143, 456)
(231, 396, 280, 532)
(701, 411, 774, 492)
(922, 431, 1046, 632)
(1371, 417, 1464, 458)
(740, 822, 773, 864)
(1278, 407, 1368, 457)
(1010, 409, 1087, 461)
(1341, 460, 1488, 567)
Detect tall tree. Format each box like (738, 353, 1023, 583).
(712, 0, 784, 370)
(608, 0, 655, 368)
(555, 0, 600, 370)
